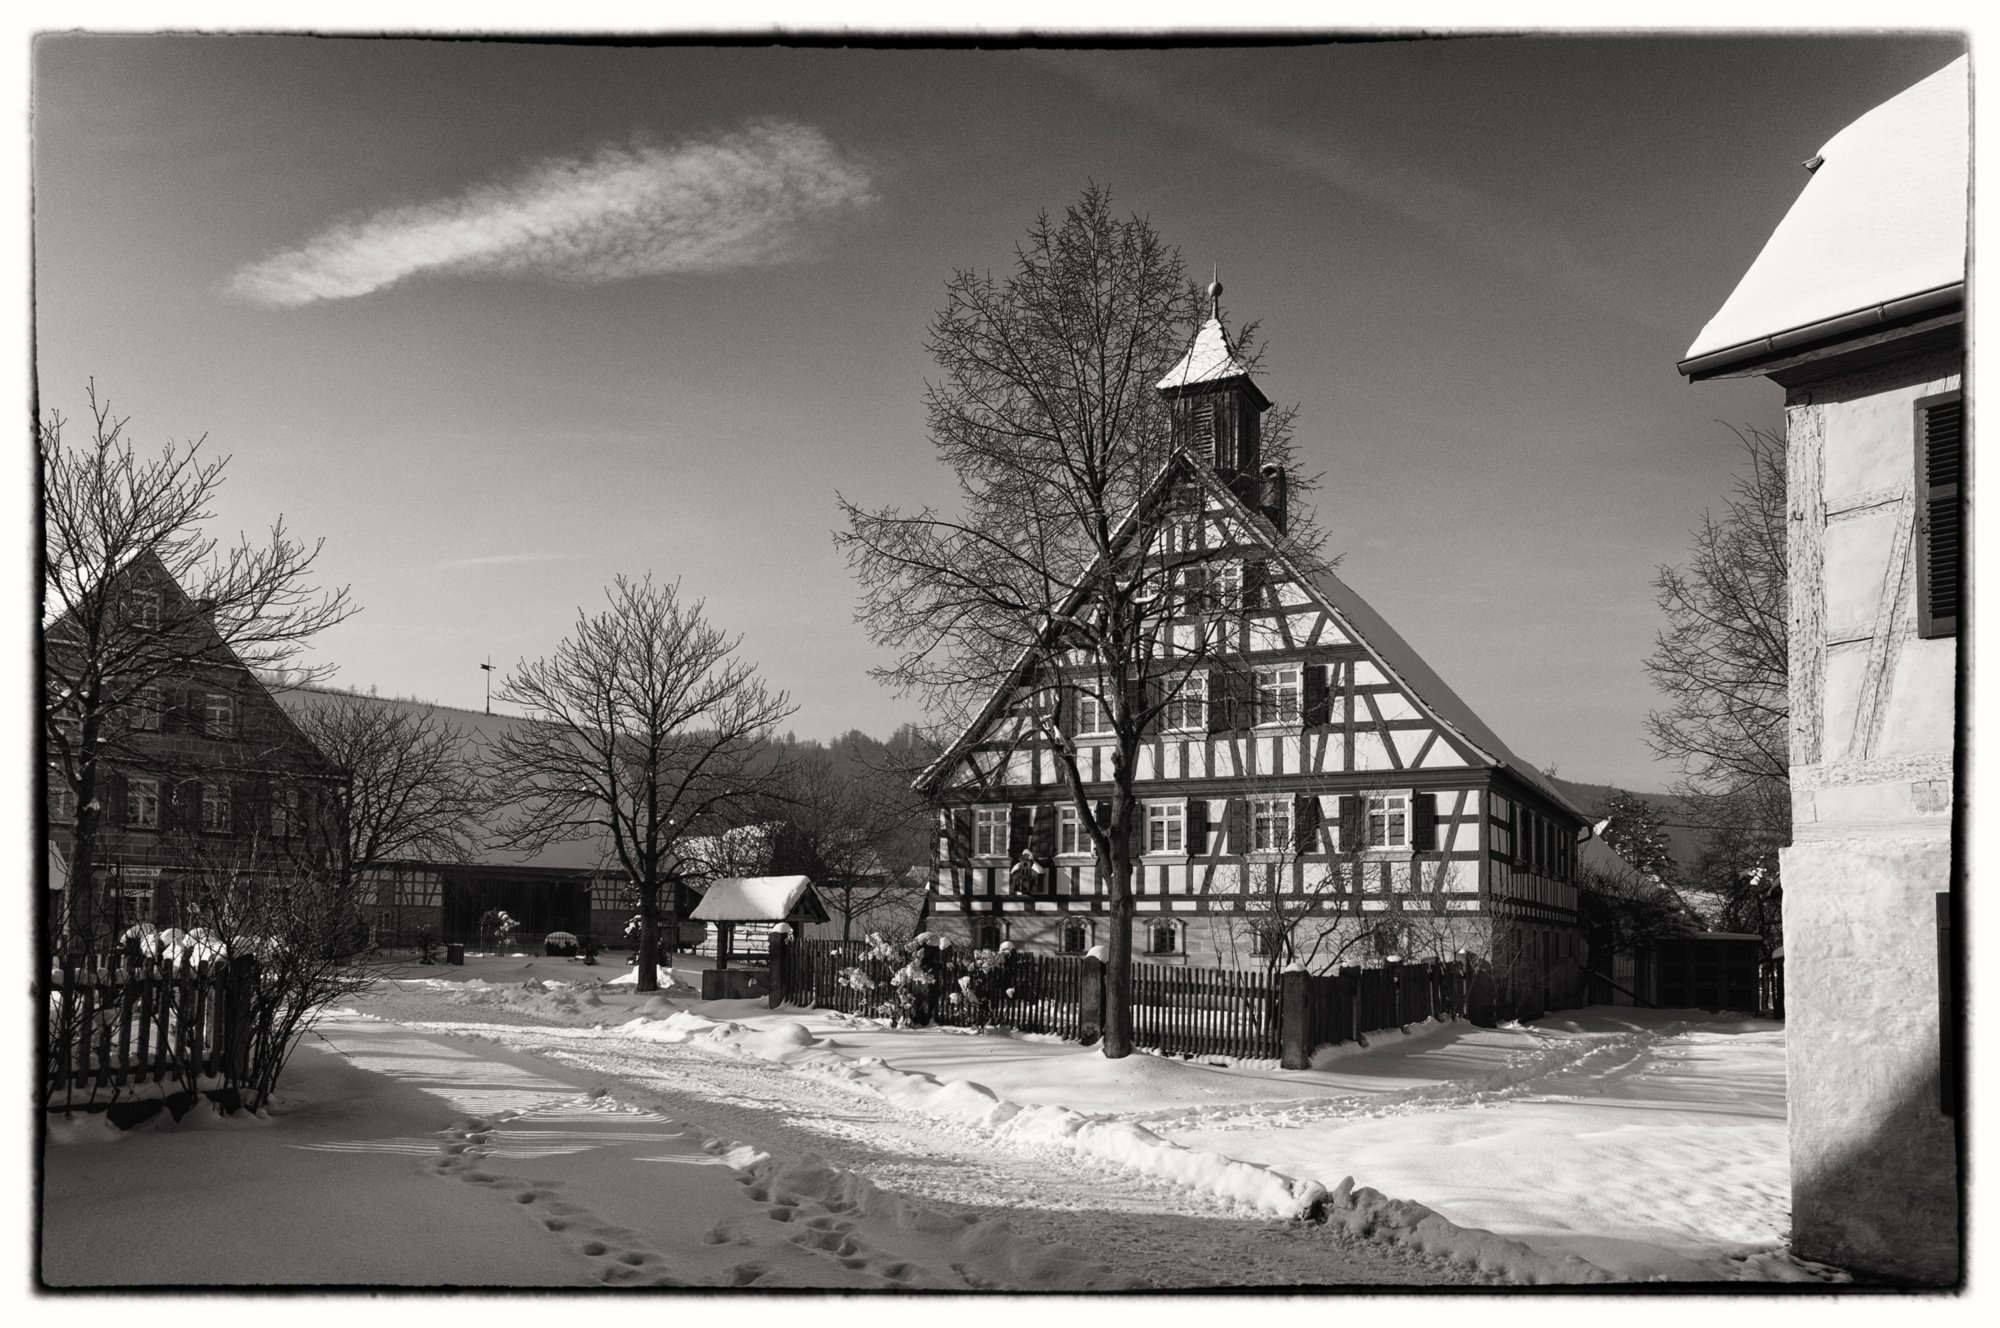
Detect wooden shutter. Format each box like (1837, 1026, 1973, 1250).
(1008, 804, 1032, 859)
(1294, 793, 1322, 855)
(1916, 391, 1963, 638)
(1225, 798, 1249, 857)
(1413, 793, 1438, 852)
(107, 772, 129, 825)
(1031, 804, 1056, 858)
(1052, 684, 1072, 736)
(1185, 798, 1208, 856)
(1241, 560, 1266, 614)
(1340, 795, 1364, 852)
(1206, 671, 1232, 733)
(949, 807, 973, 864)
(153, 876, 176, 928)
(1303, 664, 1330, 726)
(181, 780, 204, 833)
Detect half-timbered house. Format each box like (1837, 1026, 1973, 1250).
(917, 310, 1589, 1016)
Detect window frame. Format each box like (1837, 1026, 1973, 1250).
(1147, 918, 1182, 956)
(200, 783, 233, 836)
(1055, 804, 1086, 858)
(972, 806, 1009, 859)
(1059, 917, 1092, 955)
(1367, 791, 1411, 851)
(201, 691, 236, 737)
(131, 685, 163, 732)
(129, 778, 161, 830)
(1073, 692, 1115, 738)
(1250, 795, 1294, 854)
(1253, 663, 1304, 728)
(1161, 672, 1208, 732)
(50, 780, 77, 824)
(1144, 800, 1185, 856)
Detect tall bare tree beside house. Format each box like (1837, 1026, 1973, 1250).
(839, 187, 1321, 1057)
(487, 575, 794, 993)
(41, 383, 353, 948)
(765, 738, 934, 945)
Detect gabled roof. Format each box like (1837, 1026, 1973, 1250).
(270, 684, 618, 873)
(1156, 318, 1260, 395)
(1681, 55, 1967, 376)
(919, 450, 1584, 821)
(690, 875, 827, 923)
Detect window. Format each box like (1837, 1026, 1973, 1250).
(131, 686, 163, 732)
(1368, 792, 1410, 850)
(1148, 920, 1181, 955)
(270, 787, 296, 839)
(1074, 693, 1114, 737)
(973, 918, 1003, 952)
(201, 692, 236, 736)
(973, 807, 1008, 858)
(1192, 402, 1217, 460)
(1060, 918, 1091, 955)
(201, 784, 232, 835)
(1212, 561, 1242, 613)
(1251, 796, 1293, 853)
(1250, 921, 1283, 959)
(1162, 673, 1208, 731)
(1145, 802, 1185, 854)
(129, 779, 160, 830)
(1056, 805, 1085, 856)
(1254, 664, 1302, 726)
(50, 781, 76, 823)
(1916, 390, 1963, 638)
(121, 589, 159, 630)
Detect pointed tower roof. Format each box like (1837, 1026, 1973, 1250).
(1157, 317, 1257, 393)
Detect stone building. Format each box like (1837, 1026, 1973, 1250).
(919, 307, 1588, 1014)
(1678, 55, 1966, 1286)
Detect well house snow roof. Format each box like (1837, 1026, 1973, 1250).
(689, 876, 826, 923)
(1682, 56, 1967, 371)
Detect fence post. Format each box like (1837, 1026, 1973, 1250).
(1279, 964, 1310, 1070)
(224, 955, 259, 1101)
(767, 924, 791, 1009)
(1079, 947, 1107, 1045)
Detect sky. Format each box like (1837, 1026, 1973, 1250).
(29, 31, 1969, 791)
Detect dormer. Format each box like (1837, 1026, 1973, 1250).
(1156, 282, 1272, 499)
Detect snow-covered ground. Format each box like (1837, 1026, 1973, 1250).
(41, 953, 1839, 1289)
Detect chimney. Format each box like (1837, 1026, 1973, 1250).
(1260, 464, 1288, 533)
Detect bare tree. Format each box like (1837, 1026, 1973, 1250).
(839, 187, 1320, 1058)
(768, 739, 933, 945)
(487, 576, 794, 993)
(41, 383, 353, 948)
(277, 689, 491, 898)
(1645, 425, 1789, 790)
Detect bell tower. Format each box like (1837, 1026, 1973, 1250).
(1156, 279, 1282, 526)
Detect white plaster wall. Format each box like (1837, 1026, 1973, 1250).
(1821, 510, 1900, 639)
(1876, 640, 1957, 759)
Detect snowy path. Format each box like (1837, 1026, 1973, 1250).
(366, 1014, 1487, 1287)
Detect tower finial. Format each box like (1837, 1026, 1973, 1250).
(1207, 265, 1222, 321)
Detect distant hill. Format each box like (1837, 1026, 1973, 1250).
(1549, 776, 1716, 877)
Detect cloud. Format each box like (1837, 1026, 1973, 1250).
(229, 120, 875, 307)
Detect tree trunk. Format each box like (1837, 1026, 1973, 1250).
(635, 879, 660, 993)
(1101, 786, 1137, 1059)
(65, 743, 102, 952)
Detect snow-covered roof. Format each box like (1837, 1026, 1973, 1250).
(1156, 318, 1255, 392)
(690, 875, 825, 923)
(1682, 56, 1967, 372)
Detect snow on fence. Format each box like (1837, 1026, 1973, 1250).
(43, 953, 260, 1109)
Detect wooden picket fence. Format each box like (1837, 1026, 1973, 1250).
(1296, 960, 1468, 1057)
(43, 953, 260, 1107)
(1129, 962, 1279, 1059)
